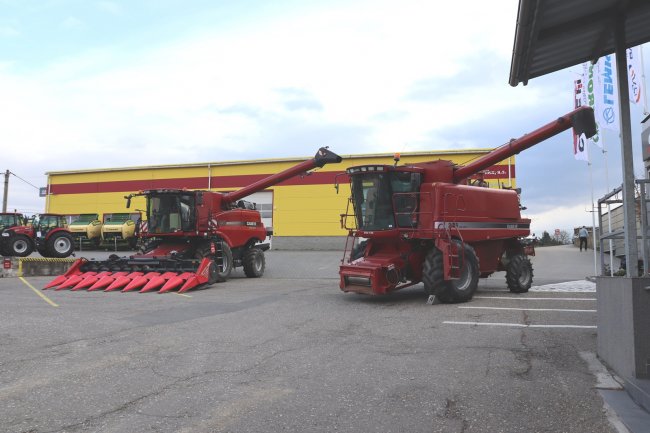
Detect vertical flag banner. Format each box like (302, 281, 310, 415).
(595, 54, 620, 132)
(582, 62, 601, 147)
(627, 46, 643, 105)
(573, 79, 589, 162)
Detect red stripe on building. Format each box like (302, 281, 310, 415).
(49, 171, 344, 194)
(49, 165, 515, 195)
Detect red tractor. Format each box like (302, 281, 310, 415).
(46, 147, 342, 293)
(1, 213, 75, 258)
(339, 107, 597, 302)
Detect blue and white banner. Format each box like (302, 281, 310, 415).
(594, 55, 620, 133)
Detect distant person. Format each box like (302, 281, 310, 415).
(578, 226, 588, 251)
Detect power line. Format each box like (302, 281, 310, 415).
(8, 170, 40, 190)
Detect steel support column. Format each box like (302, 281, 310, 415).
(614, 13, 639, 277)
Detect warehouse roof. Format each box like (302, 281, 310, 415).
(509, 0, 650, 86)
(45, 148, 499, 176)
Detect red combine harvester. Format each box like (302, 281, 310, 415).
(339, 107, 597, 302)
(46, 147, 342, 293)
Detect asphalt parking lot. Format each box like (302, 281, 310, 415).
(0, 247, 628, 433)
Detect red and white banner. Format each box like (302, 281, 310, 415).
(627, 46, 643, 105)
(573, 79, 589, 162)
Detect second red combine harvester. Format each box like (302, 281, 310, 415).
(46, 147, 342, 293)
(339, 107, 597, 303)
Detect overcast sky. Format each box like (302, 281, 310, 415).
(1, 0, 649, 236)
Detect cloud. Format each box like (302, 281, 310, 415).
(526, 203, 596, 236)
(61, 16, 84, 30)
(0, 25, 19, 37)
(96, 1, 122, 15)
(277, 88, 323, 112)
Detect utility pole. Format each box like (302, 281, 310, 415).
(2, 170, 8, 212)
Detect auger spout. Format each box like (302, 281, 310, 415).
(222, 147, 342, 204)
(452, 106, 597, 183)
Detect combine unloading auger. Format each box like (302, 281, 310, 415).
(45, 147, 342, 293)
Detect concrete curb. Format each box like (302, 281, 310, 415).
(0, 256, 76, 278)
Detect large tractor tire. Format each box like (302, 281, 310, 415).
(423, 241, 479, 303)
(45, 232, 75, 258)
(195, 241, 233, 283)
(8, 234, 34, 257)
(506, 254, 533, 293)
(422, 247, 445, 296)
(243, 248, 265, 278)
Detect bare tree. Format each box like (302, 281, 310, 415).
(558, 230, 571, 244)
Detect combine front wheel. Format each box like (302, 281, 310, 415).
(506, 254, 533, 293)
(424, 242, 479, 303)
(422, 247, 444, 296)
(243, 248, 265, 278)
(8, 234, 34, 257)
(195, 241, 233, 282)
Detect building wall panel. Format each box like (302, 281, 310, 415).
(45, 150, 516, 237)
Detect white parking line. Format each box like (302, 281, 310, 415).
(529, 280, 596, 292)
(444, 321, 597, 329)
(475, 296, 596, 301)
(458, 306, 596, 312)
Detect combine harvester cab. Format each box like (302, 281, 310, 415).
(101, 213, 139, 250)
(339, 107, 597, 303)
(46, 147, 342, 294)
(68, 213, 103, 249)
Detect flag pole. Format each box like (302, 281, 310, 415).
(602, 134, 615, 275)
(587, 147, 598, 276)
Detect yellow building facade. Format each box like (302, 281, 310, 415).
(45, 150, 516, 238)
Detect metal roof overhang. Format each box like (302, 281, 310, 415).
(509, 0, 650, 87)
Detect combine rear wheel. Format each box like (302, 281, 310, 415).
(45, 232, 74, 258)
(195, 241, 233, 283)
(8, 234, 34, 257)
(243, 248, 265, 278)
(423, 241, 479, 303)
(506, 254, 533, 293)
